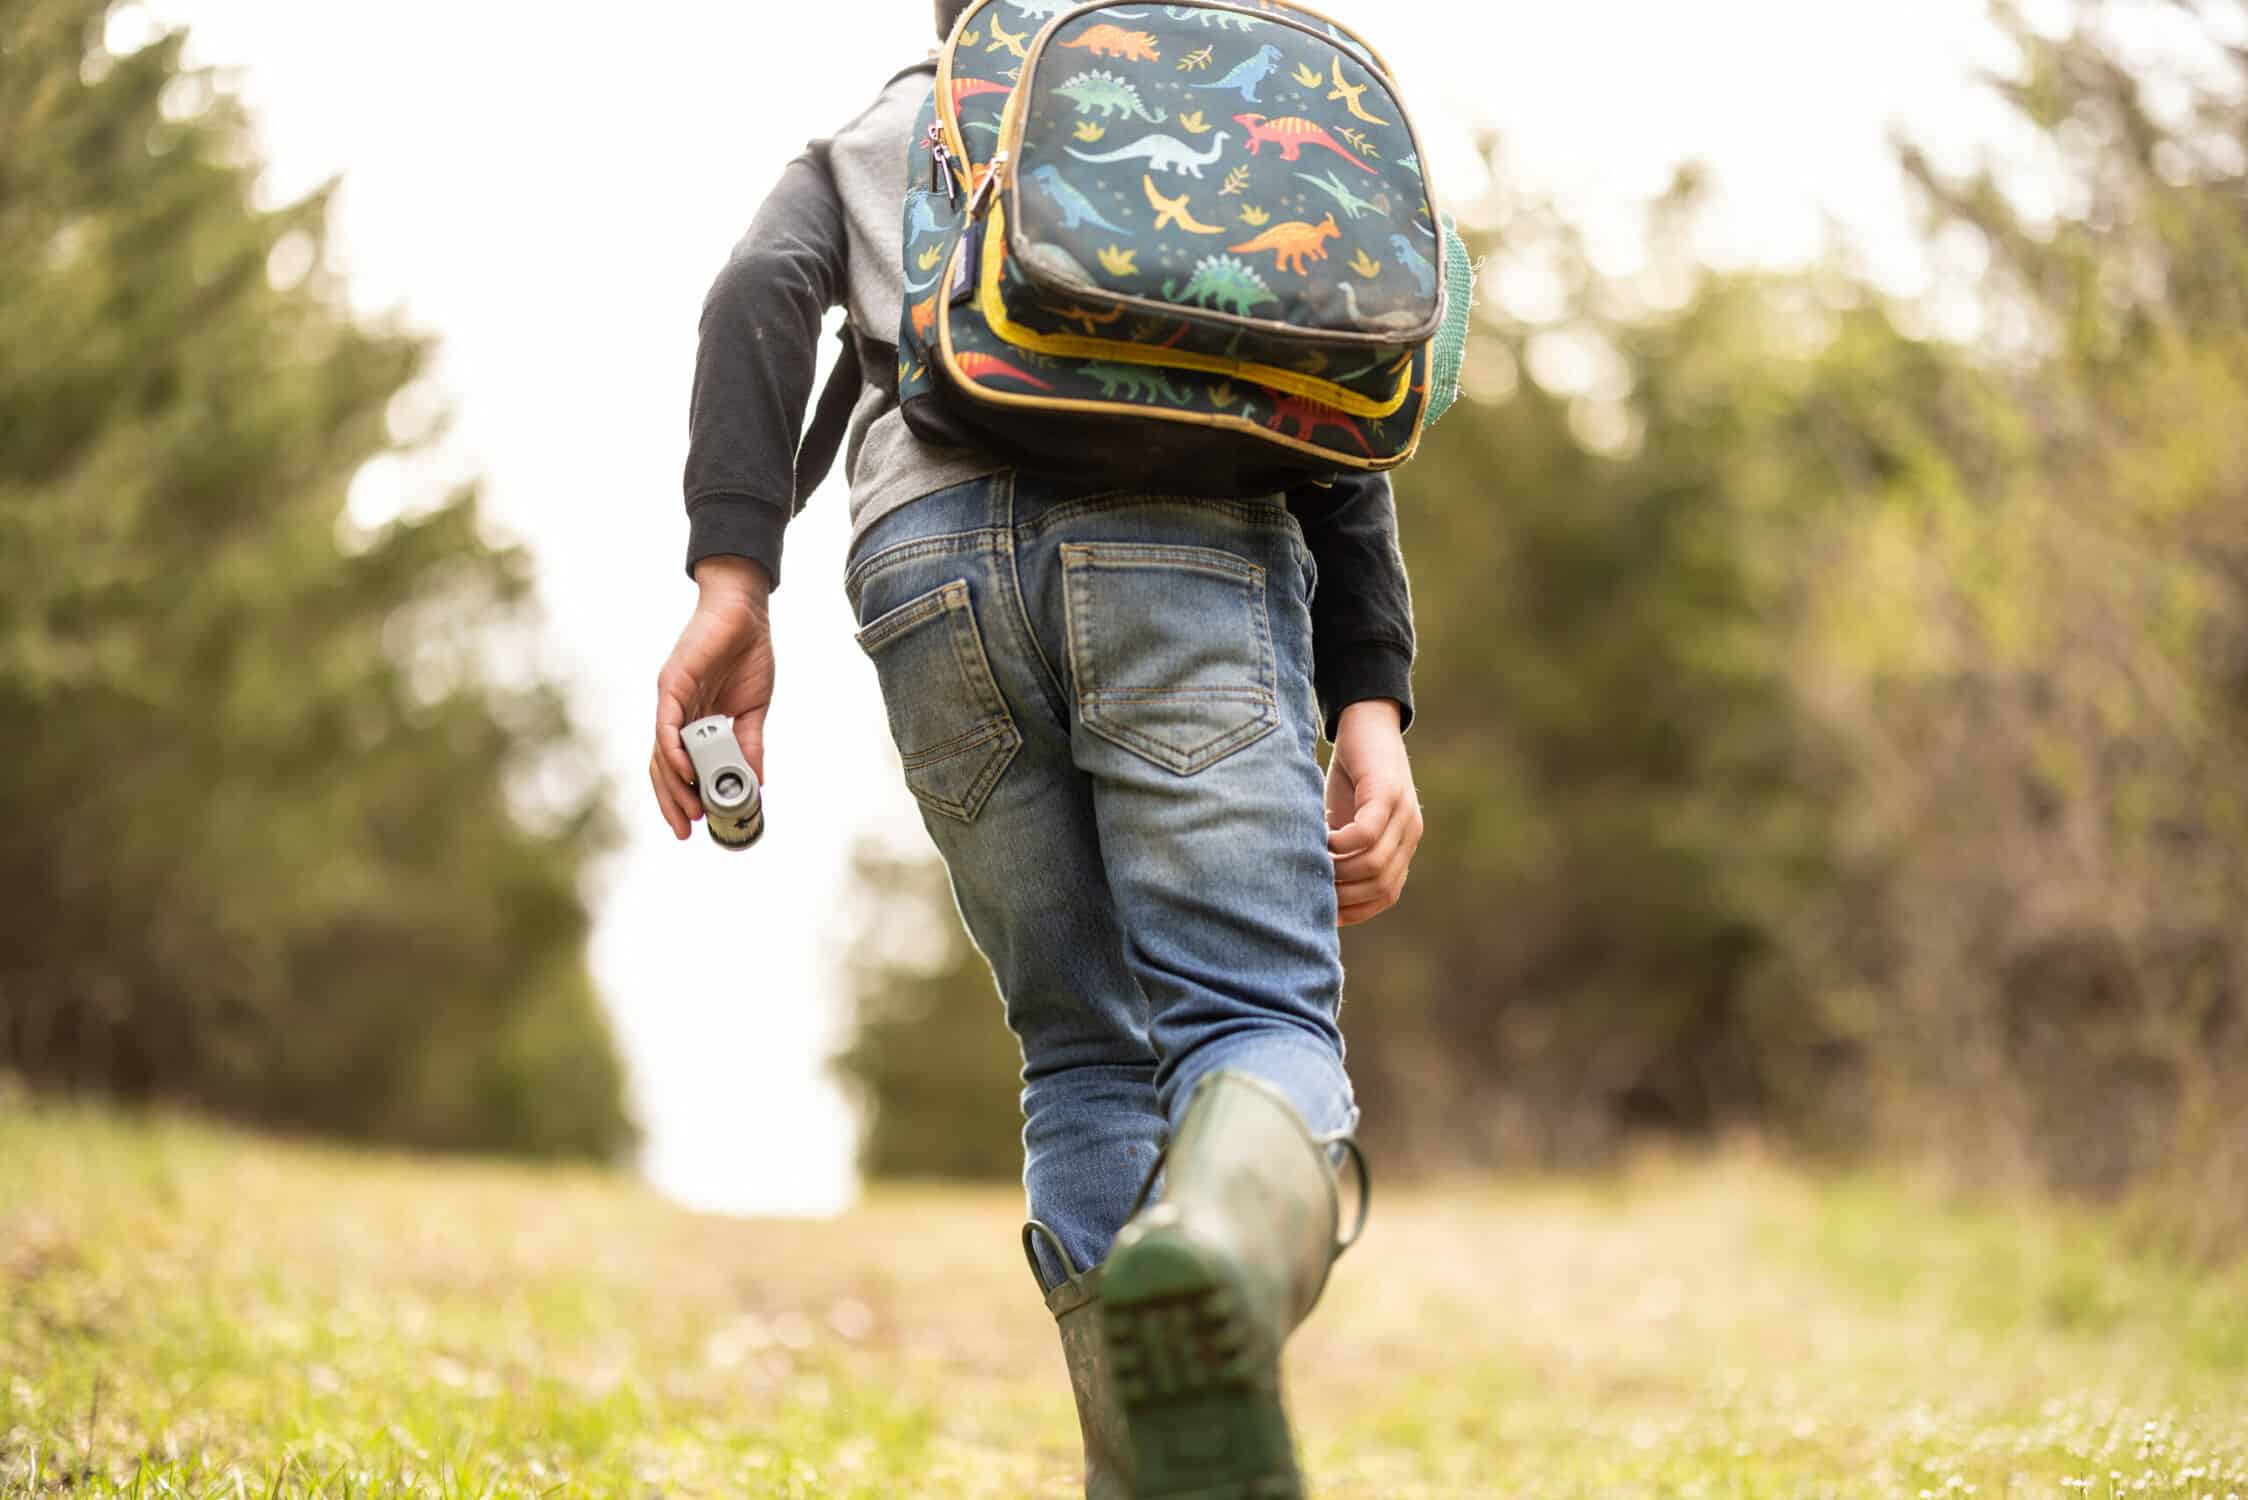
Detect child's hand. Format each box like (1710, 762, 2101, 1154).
(650, 557, 774, 841)
(1324, 699, 1423, 926)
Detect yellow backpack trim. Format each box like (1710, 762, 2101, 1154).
(975, 201, 1415, 420)
(935, 233, 1431, 474)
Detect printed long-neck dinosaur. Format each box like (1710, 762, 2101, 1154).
(954, 350, 1057, 391)
(1267, 392, 1374, 456)
(1294, 169, 1382, 220)
(1066, 130, 1228, 180)
(1144, 175, 1226, 235)
(1061, 24, 1161, 62)
(1388, 233, 1437, 297)
(1164, 3, 1256, 30)
(1234, 114, 1379, 175)
(1228, 213, 1342, 276)
(1028, 163, 1129, 234)
(1053, 70, 1167, 124)
(1194, 44, 1283, 103)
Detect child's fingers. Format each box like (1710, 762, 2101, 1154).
(1329, 783, 1401, 864)
(655, 674, 699, 788)
(648, 752, 694, 840)
(1328, 820, 1376, 857)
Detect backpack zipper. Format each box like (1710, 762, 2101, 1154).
(925, 122, 959, 207)
(966, 151, 1008, 218)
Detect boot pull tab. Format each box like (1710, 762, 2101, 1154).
(1324, 1134, 1373, 1257)
(1022, 1219, 1082, 1298)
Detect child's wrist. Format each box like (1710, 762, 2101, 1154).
(693, 554, 773, 606)
(1336, 698, 1404, 735)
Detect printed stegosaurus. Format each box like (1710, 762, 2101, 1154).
(1081, 362, 1195, 405)
(1054, 69, 1167, 124)
(1170, 254, 1276, 317)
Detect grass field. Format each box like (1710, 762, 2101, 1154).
(4, 1106, 2246, 1499)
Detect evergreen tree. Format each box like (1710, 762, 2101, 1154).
(0, 0, 633, 1157)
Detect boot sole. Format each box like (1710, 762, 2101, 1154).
(1100, 1228, 1304, 1500)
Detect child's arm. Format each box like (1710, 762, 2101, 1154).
(681, 143, 851, 592)
(1288, 473, 1423, 924)
(653, 146, 849, 838)
(1286, 472, 1415, 737)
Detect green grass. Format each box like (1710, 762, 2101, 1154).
(4, 1109, 2245, 1498)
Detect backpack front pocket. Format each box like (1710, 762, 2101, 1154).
(1061, 541, 1279, 776)
(855, 579, 1022, 822)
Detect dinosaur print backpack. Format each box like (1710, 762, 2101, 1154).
(894, 0, 1472, 493)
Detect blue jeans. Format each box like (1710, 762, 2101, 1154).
(845, 472, 1356, 1286)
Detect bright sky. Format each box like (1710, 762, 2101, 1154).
(146, 0, 2011, 1215)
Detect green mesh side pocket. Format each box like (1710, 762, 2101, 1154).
(1426, 214, 1476, 427)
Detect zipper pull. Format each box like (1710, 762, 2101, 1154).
(925, 123, 959, 207)
(967, 151, 1008, 218)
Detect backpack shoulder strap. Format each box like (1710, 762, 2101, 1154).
(793, 324, 863, 514)
(792, 60, 934, 512)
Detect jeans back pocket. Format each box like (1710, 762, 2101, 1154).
(1061, 542, 1280, 776)
(855, 580, 1023, 822)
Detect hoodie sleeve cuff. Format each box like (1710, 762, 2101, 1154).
(1317, 640, 1415, 740)
(685, 492, 789, 591)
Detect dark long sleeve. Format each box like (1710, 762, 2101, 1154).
(1287, 471, 1416, 737)
(682, 143, 850, 590)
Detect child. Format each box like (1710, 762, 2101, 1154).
(650, 3, 1424, 1493)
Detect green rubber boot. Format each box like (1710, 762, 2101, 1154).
(1027, 1222, 1136, 1500)
(1098, 1072, 1370, 1500)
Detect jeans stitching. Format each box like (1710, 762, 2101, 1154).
(942, 583, 1010, 726)
(998, 473, 1072, 723)
(1087, 709, 1280, 774)
(844, 527, 1003, 606)
(853, 581, 953, 651)
(854, 577, 1022, 823)
(1060, 542, 1282, 776)
(1019, 491, 1295, 539)
(897, 716, 1014, 769)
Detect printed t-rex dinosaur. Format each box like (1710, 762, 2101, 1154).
(1029, 163, 1129, 234)
(1388, 232, 1437, 297)
(1194, 44, 1283, 103)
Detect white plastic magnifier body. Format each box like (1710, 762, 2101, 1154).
(680, 714, 764, 851)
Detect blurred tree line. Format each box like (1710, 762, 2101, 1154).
(840, 2, 2248, 1252)
(0, 0, 633, 1156)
